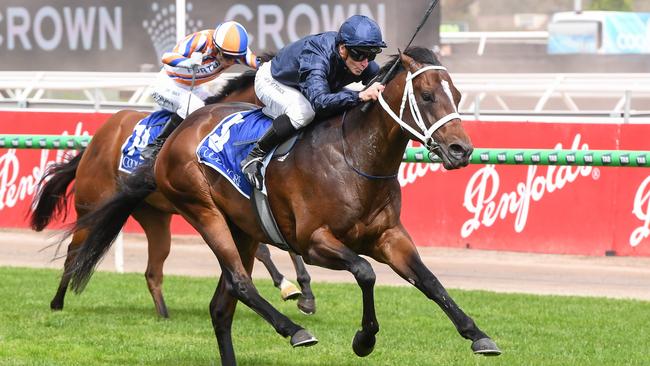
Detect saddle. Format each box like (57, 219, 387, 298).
(195, 108, 299, 251)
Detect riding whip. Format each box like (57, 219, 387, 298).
(360, 0, 440, 113)
(184, 64, 198, 119)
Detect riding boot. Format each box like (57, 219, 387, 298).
(241, 114, 297, 190)
(141, 113, 184, 160)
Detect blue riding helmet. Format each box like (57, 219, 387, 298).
(336, 15, 387, 53)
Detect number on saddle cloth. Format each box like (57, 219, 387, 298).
(118, 110, 173, 174)
(196, 108, 296, 199)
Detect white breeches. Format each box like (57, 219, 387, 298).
(254, 61, 315, 129)
(150, 70, 217, 119)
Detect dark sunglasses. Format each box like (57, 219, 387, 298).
(347, 47, 377, 62)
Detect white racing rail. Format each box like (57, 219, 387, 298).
(1, 71, 649, 122)
(441, 31, 549, 56)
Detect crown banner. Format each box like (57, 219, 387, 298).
(0, 0, 440, 71)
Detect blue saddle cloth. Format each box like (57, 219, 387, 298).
(118, 110, 173, 174)
(196, 108, 272, 199)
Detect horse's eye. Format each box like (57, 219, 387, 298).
(422, 92, 434, 102)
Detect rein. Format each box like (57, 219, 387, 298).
(341, 110, 398, 180)
(377, 65, 460, 150)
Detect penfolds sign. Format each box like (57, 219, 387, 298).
(399, 121, 650, 257)
(460, 135, 595, 237)
(2, 110, 650, 256)
(630, 175, 650, 247)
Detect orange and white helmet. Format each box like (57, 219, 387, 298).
(213, 21, 249, 57)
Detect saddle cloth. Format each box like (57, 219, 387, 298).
(119, 108, 290, 200)
(196, 108, 279, 199)
(118, 109, 173, 174)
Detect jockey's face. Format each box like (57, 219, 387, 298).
(216, 50, 237, 67)
(339, 44, 369, 76)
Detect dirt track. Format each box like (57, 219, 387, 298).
(2, 228, 650, 301)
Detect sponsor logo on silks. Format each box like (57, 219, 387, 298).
(460, 134, 595, 238)
(630, 176, 650, 247)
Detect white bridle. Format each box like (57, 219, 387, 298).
(376, 65, 461, 147)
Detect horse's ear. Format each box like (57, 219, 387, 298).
(399, 52, 417, 72)
(449, 80, 462, 109)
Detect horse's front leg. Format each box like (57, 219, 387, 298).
(303, 227, 378, 356)
(372, 226, 501, 356)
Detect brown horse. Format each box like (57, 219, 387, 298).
(66, 47, 501, 364)
(30, 70, 316, 318)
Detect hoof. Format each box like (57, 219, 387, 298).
(297, 296, 316, 315)
(471, 338, 501, 356)
(157, 310, 170, 319)
(50, 300, 63, 311)
(291, 329, 318, 348)
(352, 330, 376, 357)
(280, 278, 302, 301)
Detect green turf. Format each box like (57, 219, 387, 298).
(0, 266, 648, 365)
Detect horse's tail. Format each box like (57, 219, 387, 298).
(29, 150, 85, 231)
(67, 161, 157, 293)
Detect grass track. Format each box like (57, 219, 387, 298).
(0, 267, 648, 365)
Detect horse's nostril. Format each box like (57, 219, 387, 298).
(449, 143, 469, 159)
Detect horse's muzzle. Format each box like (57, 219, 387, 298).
(435, 141, 473, 169)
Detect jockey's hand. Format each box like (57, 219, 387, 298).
(178, 52, 204, 70)
(189, 52, 203, 66)
(359, 82, 385, 102)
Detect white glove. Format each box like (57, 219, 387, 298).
(189, 52, 203, 66)
(178, 52, 203, 69)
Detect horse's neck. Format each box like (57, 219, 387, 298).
(339, 106, 408, 178)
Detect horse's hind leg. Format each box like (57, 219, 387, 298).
(372, 226, 501, 356)
(169, 197, 317, 356)
(210, 228, 258, 365)
(51, 229, 88, 310)
(133, 206, 172, 318)
(289, 252, 316, 315)
(255, 244, 301, 301)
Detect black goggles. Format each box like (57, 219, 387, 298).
(347, 47, 378, 62)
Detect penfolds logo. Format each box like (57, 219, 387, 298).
(399, 160, 444, 186)
(630, 175, 650, 247)
(461, 134, 595, 238)
(0, 123, 89, 211)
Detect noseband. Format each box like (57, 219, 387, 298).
(377, 65, 461, 150)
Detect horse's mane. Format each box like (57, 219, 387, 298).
(377, 46, 442, 83)
(205, 53, 275, 105)
(204, 70, 257, 105)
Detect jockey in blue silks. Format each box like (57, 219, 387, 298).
(241, 15, 387, 190)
